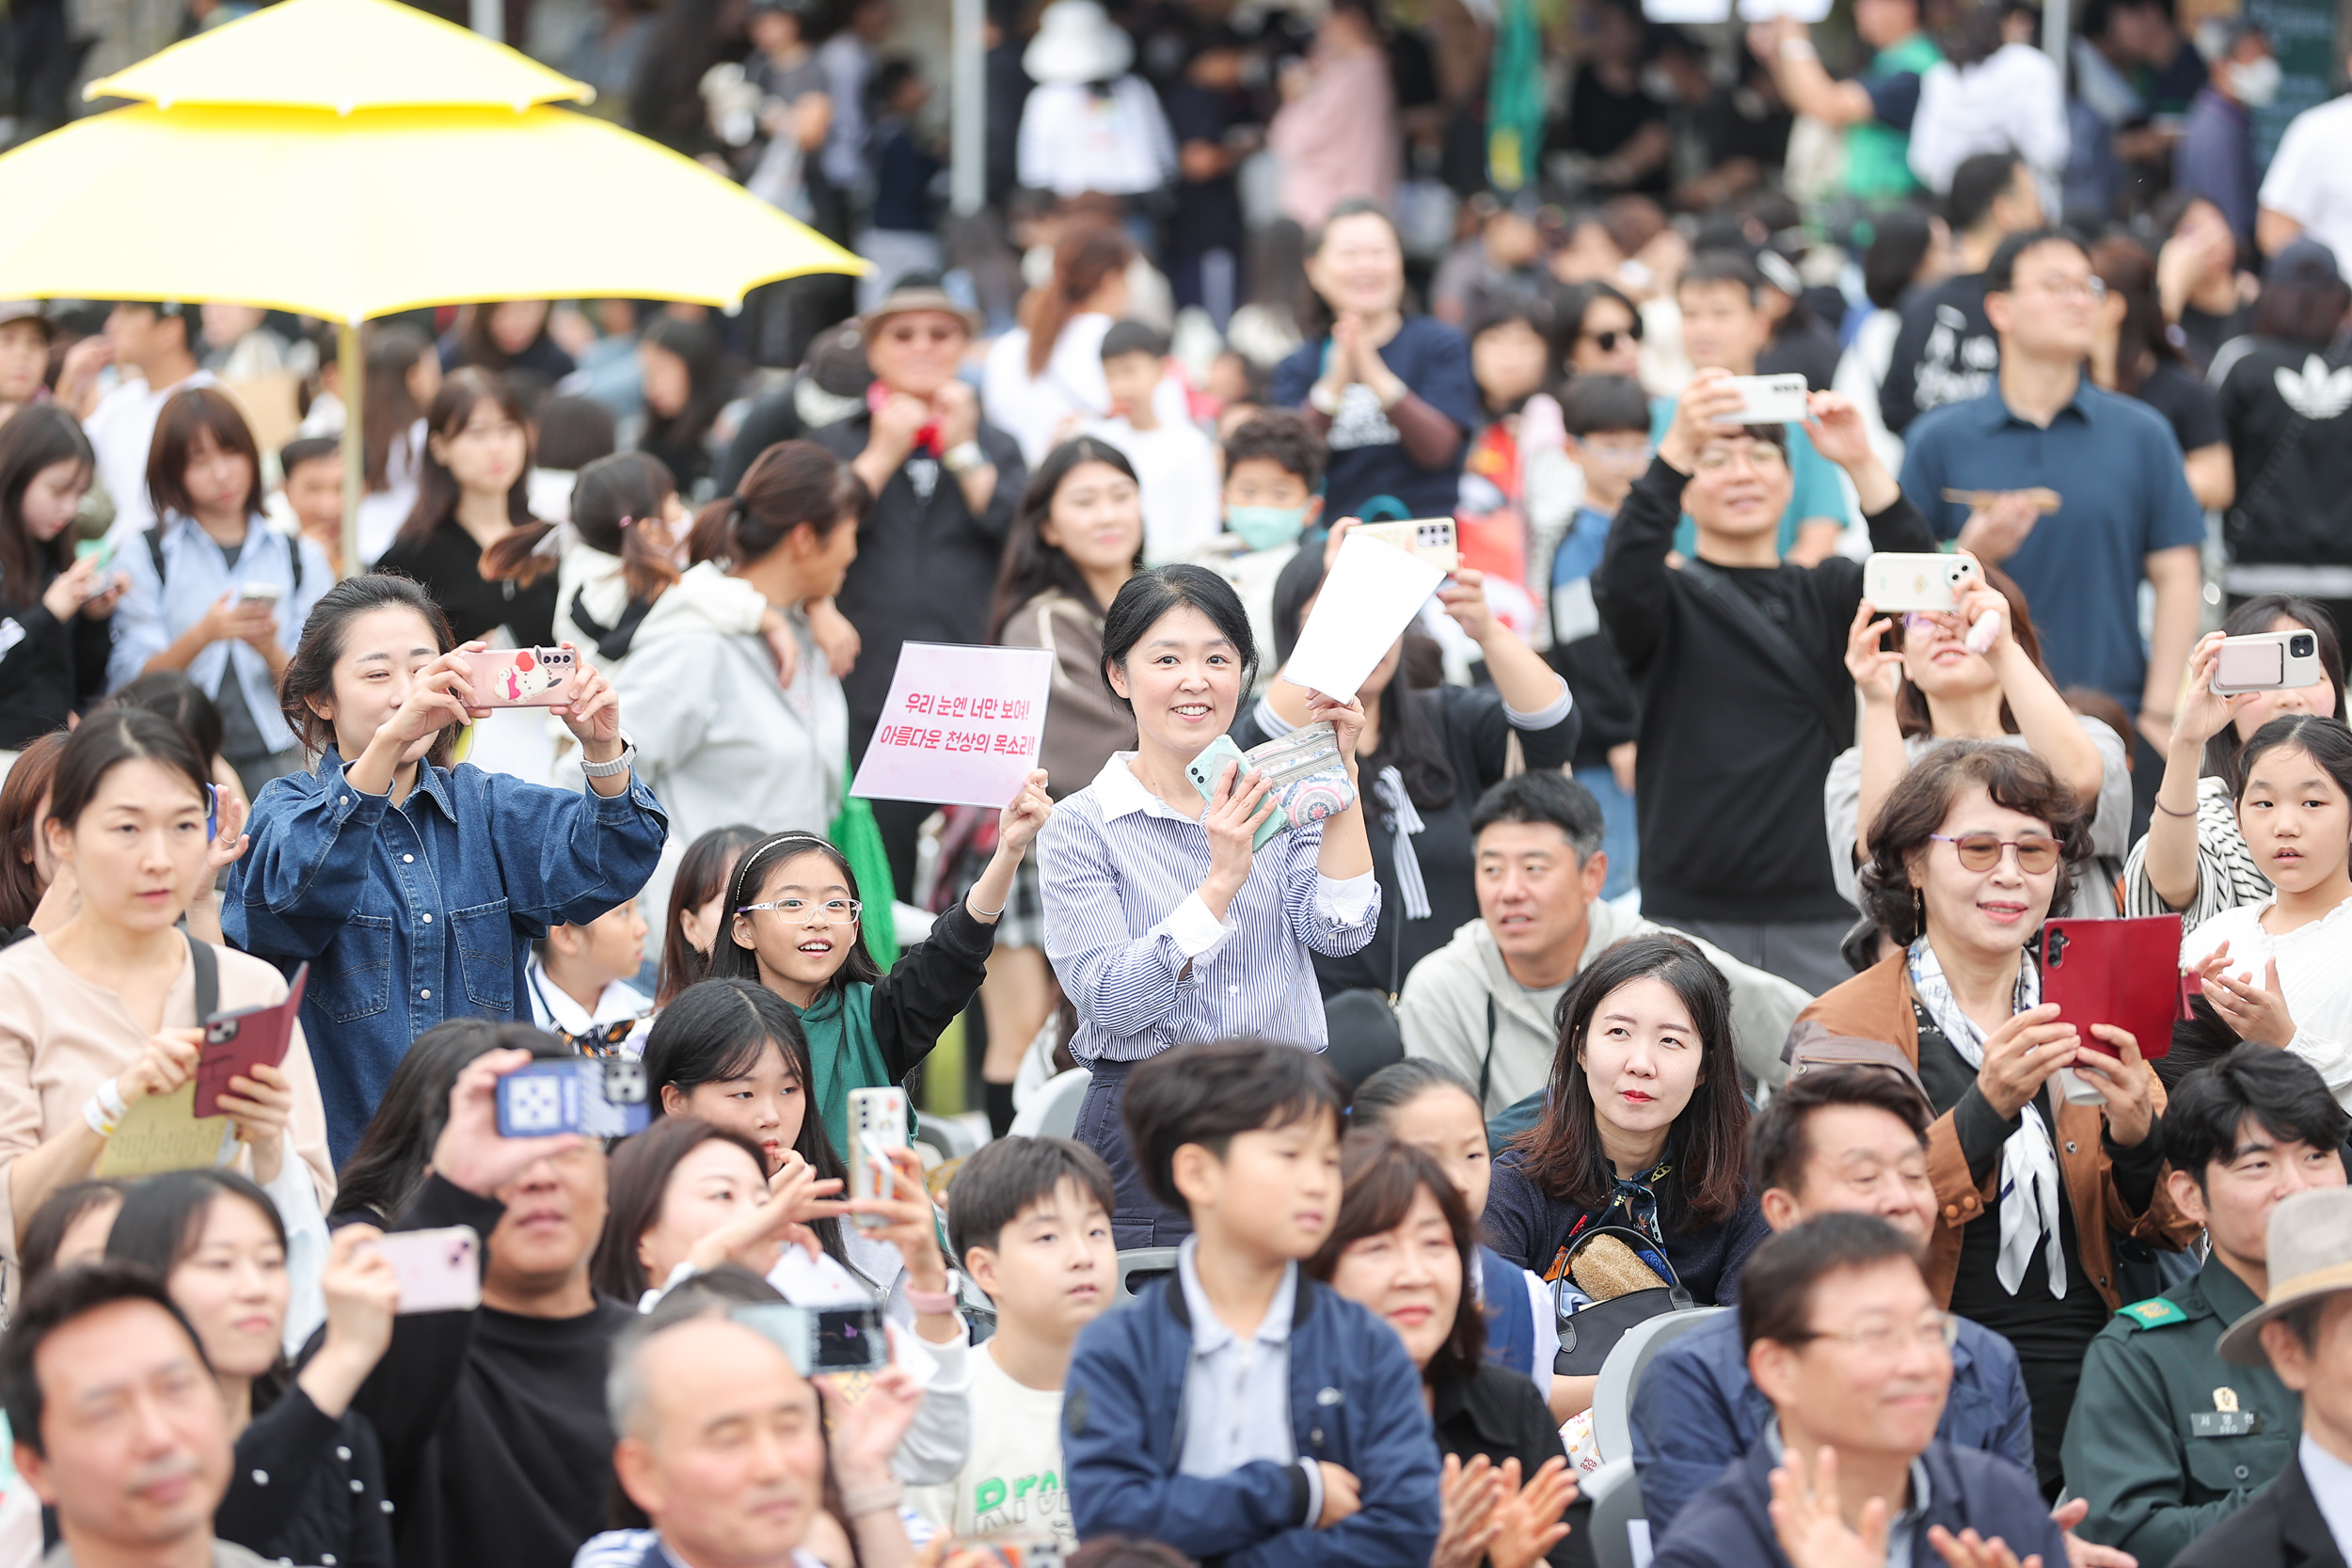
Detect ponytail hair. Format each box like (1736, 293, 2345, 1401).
(688, 440, 869, 569)
(1022, 226, 1134, 378)
(483, 450, 681, 602)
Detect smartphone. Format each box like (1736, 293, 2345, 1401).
(1715, 372, 1810, 426)
(369, 1226, 484, 1314)
(494, 1057, 647, 1139)
(195, 964, 308, 1117)
(1185, 734, 1282, 850)
(460, 646, 579, 708)
(849, 1086, 909, 1230)
(73, 538, 113, 575)
(730, 1303, 892, 1375)
(2040, 916, 2185, 1084)
(1351, 517, 1461, 573)
(236, 580, 282, 608)
(1861, 552, 1982, 613)
(2213, 629, 2325, 696)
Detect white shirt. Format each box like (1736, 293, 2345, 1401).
(1083, 414, 1221, 565)
(981, 313, 1192, 469)
(907, 1341, 1077, 1548)
(1907, 44, 2069, 201)
(89, 367, 219, 543)
(1016, 76, 1176, 198)
(522, 958, 651, 1053)
(2181, 897, 2352, 1110)
(2303, 1434, 2352, 1560)
(2260, 96, 2352, 272)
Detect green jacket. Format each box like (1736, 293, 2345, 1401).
(2060, 1259, 2300, 1568)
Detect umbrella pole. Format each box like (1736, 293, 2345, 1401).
(339, 322, 361, 579)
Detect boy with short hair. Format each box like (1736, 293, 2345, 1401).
(1089, 320, 1219, 566)
(1200, 411, 1327, 682)
(910, 1136, 1119, 1550)
(525, 896, 652, 1054)
(1657, 250, 1849, 565)
(1064, 1039, 1440, 1568)
(278, 436, 344, 577)
(1551, 372, 1651, 897)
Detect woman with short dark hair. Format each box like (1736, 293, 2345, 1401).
(1800, 739, 2189, 1485)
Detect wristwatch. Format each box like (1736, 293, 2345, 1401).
(942, 440, 986, 474)
(580, 731, 637, 779)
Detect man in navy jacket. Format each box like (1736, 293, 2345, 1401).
(1652, 1214, 2066, 1568)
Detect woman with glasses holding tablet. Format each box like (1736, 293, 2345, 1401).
(1798, 741, 2190, 1488)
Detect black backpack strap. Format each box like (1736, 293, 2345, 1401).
(288, 531, 305, 594)
(1680, 558, 1854, 749)
(1479, 994, 1499, 1108)
(144, 525, 168, 589)
(183, 932, 219, 1022)
(568, 587, 655, 663)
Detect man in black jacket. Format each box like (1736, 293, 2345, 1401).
(354, 1046, 632, 1568)
(2175, 1186, 2352, 1568)
(1592, 368, 1935, 994)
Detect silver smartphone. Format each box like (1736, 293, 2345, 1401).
(848, 1085, 909, 1230)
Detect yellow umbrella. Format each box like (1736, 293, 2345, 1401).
(0, 103, 863, 318)
(86, 0, 590, 112)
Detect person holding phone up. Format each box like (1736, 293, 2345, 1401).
(108, 388, 330, 802)
(1037, 563, 1377, 1247)
(223, 574, 667, 1163)
(1797, 740, 2192, 1490)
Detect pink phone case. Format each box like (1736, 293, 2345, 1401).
(461, 647, 577, 708)
(370, 1226, 483, 1314)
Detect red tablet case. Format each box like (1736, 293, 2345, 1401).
(195, 965, 308, 1117)
(2038, 917, 2185, 1060)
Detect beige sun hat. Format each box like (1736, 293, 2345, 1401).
(2217, 1186, 2352, 1365)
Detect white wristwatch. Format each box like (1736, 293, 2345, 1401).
(942, 440, 986, 474)
(580, 731, 637, 779)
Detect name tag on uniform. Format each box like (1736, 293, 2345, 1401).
(2190, 1411, 2264, 1437)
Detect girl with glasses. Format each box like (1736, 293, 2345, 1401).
(1799, 741, 2192, 1487)
(1832, 555, 2126, 917)
(707, 780, 1049, 1158)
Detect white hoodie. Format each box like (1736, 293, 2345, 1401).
(1396, 902, 1811, 1116)
(611, 561, 847, 847)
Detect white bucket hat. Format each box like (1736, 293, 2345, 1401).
(1024, 0, 1135, 85)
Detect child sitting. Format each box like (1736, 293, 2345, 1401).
(1089, 321, 1219, 566)
(1194, 410, 1326, 687)
(525, 895, 652, 1053)
(912, 1135, 1120, 1549)
(1064, 1039, 1441, 1567)
(1551, 372, 1650, 898)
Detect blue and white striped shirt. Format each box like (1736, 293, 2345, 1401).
(1038, 752, 1379, 1064)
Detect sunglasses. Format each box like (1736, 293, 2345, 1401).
(1930, 832, 2061, 875)
(1583, 327, 1642, 352)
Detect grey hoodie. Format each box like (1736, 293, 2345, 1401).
(1395, 901, 1811, 1116)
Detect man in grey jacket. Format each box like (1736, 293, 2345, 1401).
(1397, 771, 1810, 1117)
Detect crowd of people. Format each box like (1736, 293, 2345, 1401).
(5, 0, 2352, 1564)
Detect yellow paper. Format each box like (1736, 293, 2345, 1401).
(94, 1083, 231, 1179)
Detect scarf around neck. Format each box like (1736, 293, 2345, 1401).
(1907, 937, 2066, 1299)
(787, 981, 892, 1162)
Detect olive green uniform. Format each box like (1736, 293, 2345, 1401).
(2060, 1259, 2299, 1568)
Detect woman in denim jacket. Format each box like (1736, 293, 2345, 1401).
(223, 574, 667, 1160)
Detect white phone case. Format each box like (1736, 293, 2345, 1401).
(1862, 553, 1980, 612)
(848, 1086, 909, 1229)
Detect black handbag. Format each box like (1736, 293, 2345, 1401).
(1550, 1225, 1694, 1375)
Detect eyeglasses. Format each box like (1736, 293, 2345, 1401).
(738, 896, 864, 925)
(2009, 276, 2107, 303)
(1930, 832, 2061, 874)
(1801, 1310, 1961, 1357)
(1693, 442, 1788, 472)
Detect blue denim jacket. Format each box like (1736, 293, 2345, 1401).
(1630, 1306, 2035, 1538)
(222, 748, 667, 1159)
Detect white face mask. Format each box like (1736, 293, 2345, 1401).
(2229, 54, 2281, 107)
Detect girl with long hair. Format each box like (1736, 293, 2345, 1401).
(0, 404, 114, 753)
(657, 822, 766, 1006)
(635, 316, 732, 496)
(353, 321, 440, 566)
(374, 369, 555, 649)
(982, 226, 1186, 468)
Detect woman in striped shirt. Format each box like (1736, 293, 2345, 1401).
(2125, 595, 2346, 927)
(1039, 563, 1380, 1245)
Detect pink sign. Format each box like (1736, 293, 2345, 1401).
(850, 641, 1057, 808)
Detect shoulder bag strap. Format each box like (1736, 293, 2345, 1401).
(145, 524, 169, 588)
(1680, 557, 1853, 748)
(183, 931, 219, 1022)
(1479, 994, 1499, 1107)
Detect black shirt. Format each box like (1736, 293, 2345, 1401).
(375, 516, 560, 649)
(1231, 681, 1579, 997)
(1430, 1360, 1583, 1568)
(2128, 357, 2226, 455)
(1556, 65, 1667, 193)
(0, 566, 113, 750)
(1592, 456, 1938, 925)
(2177, 299, 2255, 372)
(1880, 273, 1996, 436)
(1164, 81, 1249, 256)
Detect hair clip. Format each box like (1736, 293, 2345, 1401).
(617, 515, 635, 529)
